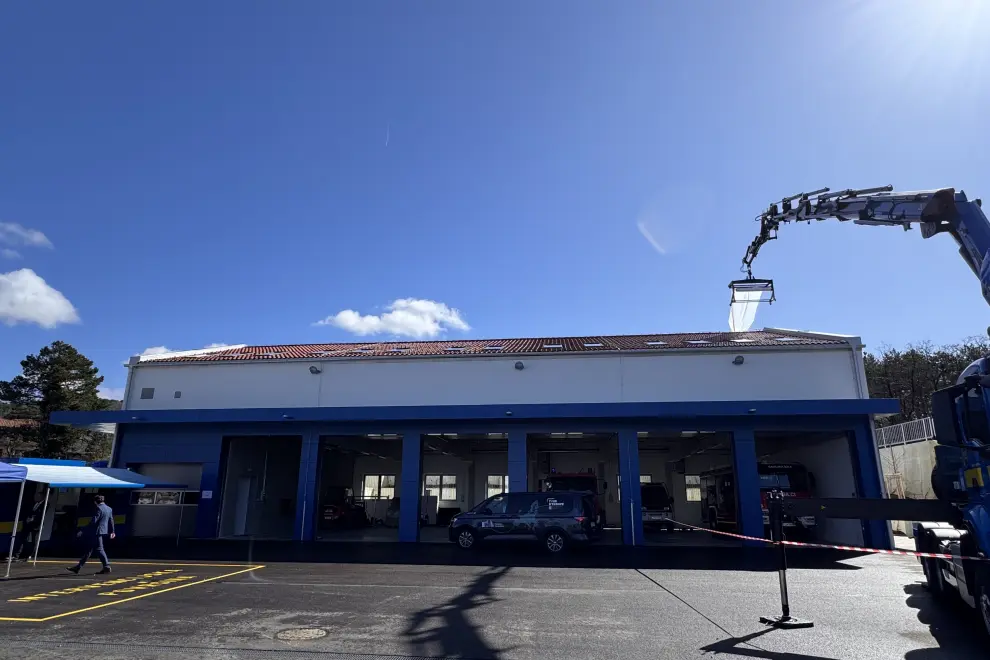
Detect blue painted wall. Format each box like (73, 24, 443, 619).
(114, 424, 225, 539)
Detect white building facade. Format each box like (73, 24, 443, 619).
(53, 329, 896, 548)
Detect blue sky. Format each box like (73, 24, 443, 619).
(1, 1, 989, 396)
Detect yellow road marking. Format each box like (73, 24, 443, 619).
(0, 565, 264, 622)
(27, 561, 258, 568)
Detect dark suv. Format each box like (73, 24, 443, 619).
(448, 491, 601, 553)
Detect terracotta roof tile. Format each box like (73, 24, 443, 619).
(138, 330, 846, 364)
(0, 418, 39, 429)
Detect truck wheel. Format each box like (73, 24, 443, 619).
(977, 571, 990, 639)
(922, 557, 949, 600)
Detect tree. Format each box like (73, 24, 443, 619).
(0, 341, 115, 460)
(865, 336, 990, 425)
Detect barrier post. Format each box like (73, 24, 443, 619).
(760, 489, 813, 629)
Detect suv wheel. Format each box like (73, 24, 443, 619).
(544, 530, 568, 554)
(456, 528, 477, 550)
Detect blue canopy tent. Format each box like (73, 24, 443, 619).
(3, 460, 185, 578)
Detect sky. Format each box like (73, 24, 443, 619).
(1, 0, 990, 398)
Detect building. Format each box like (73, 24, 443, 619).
(51, 329, 898, 549)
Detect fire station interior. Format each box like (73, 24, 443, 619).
(217, 428, 865, 546)
(218, 435, 303, 539)
(636, 429, 863, 548)
(754, 430, 863, 547)
(312, 433, 515, 543)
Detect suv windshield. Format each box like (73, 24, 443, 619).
(547, 476, 597, 493)
(641, 483, 671, 508)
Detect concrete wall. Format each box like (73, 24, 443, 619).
(125, 348, 861, 411)
(878, 439, 937, 536)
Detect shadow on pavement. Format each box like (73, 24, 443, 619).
(902, 582, 986, 659)
(403, 565, 515, 659)
(700, 628, 836, 660)
(62, 537, 868, 571)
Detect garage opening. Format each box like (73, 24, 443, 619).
(219, 436, 301, 539)
(315, 434, 401, 542)
(639, 431, 737, 547)
(419, 433, 509, 543)
(757, 430, 863, 546)
(528, 433, 620, 544)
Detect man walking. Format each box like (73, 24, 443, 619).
(68, 494, 115, 575)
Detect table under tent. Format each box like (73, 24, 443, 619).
(2, 460, 186, 578)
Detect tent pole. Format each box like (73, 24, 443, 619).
(32, 486, 51, 567)
(176, 501, 185, 547)
(5, 480, 26, 579)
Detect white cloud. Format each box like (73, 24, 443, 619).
(636, 220, 666, 256)
(0, 222, 53, 249)
(203, 342, 230, 349)
(315, 298, 470, 338)
(1, 248, 20, 259)
(98, 386, 126, 400)
(0, 268, 80, 328)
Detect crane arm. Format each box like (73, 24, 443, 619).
(738, 185, 990, 307)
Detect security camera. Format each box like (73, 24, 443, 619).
(309, 365, 322, 375)
(732, 355, 745, 365)
(514, 361, 524, 370)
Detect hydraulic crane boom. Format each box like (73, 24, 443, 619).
(735, 186, 990, 308)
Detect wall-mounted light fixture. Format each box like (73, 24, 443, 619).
(732, 355, 745, 365)
(514, 361, 525, 370)
(309, 365, 322, 375)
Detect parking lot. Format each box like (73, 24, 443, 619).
(0, 548, 982, 660)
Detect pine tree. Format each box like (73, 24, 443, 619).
(0, 341, 114, 460)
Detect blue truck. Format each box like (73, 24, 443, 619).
(734, 185, 990, 634)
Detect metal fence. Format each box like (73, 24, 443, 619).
(875, 416, 936, 448)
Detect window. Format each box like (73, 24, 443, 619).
(155, 491, 181, 505)
(423, 474, 458, 501)
(538, 493, 573, 515)
(140, 387, 155, 400)
(442, 475, 457, 501)
(130, 490, 199, 505)
(686, 475, 702, 502)
(508, 493, 540, 515)
(616, 474, 652, 500)
(363, 474, 396, 500)
(477, 494, 509, 514)
(487, 475, 510, 498)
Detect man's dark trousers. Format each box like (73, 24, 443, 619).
(77, 534, 109, 570)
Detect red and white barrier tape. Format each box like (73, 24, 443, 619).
(667, 519, 988, 562)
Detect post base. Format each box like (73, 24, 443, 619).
(759, 615, 814, 629)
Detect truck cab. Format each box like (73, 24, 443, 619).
(916, 367, 990, 635)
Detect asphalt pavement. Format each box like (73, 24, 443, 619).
(0, 549, 982, 660)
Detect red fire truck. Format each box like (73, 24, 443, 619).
(543, 469, 608, 528)
(700, 462, 817, 538)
